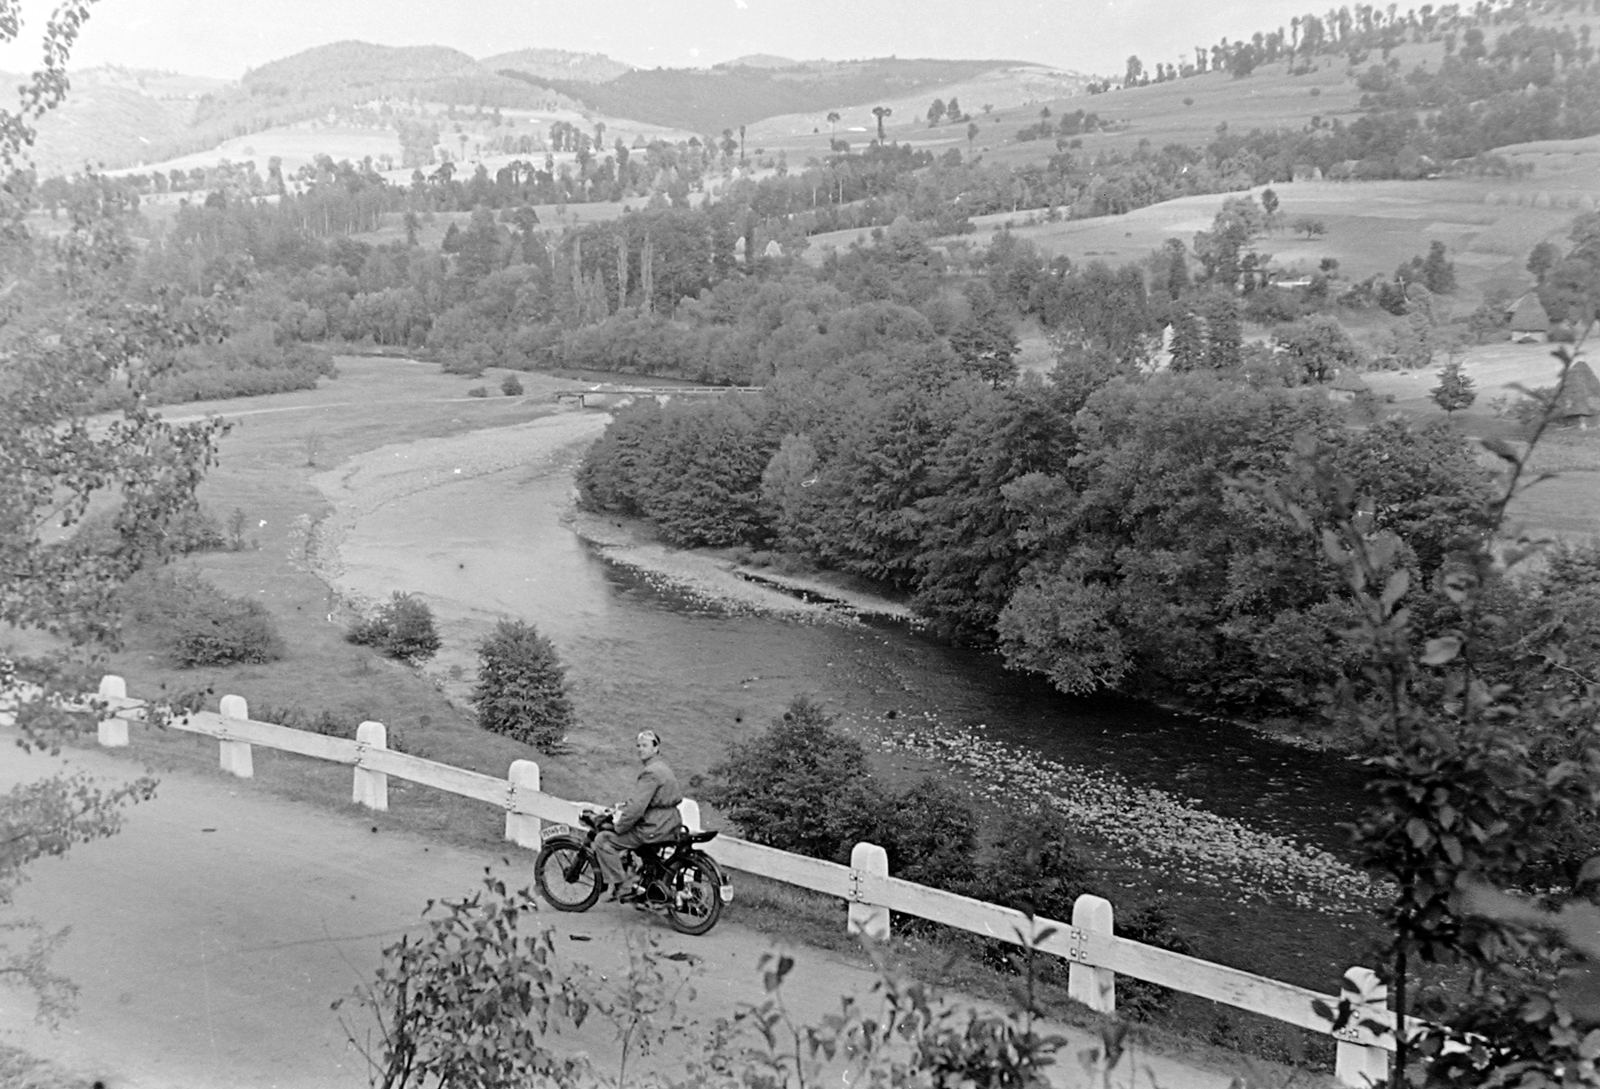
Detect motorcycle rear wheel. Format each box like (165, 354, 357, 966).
(534, 842, 602, 911)
(664, 853, 724, 935)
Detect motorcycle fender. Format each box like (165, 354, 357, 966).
(706, 857, 734, 903)
(540, 826, 584, 848)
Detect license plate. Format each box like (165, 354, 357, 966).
(542, 824, 571, 840)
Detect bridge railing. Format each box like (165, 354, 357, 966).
(10, 676, 1401, 1087)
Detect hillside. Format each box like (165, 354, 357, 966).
(482, 47, 633, 83)
(241, 41, 481, 91)
(746, 63, 1090, 141)
(191, 42, 559, 139)
(19, 67, 218, 175)
(521, 57, 1033, 134)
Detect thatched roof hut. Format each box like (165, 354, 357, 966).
(1331, 369, 1370, 393)
(1554, 358, 1600, 427)
(1508, 293, 1550, 341)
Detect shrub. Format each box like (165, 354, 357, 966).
(466, 385, 489, 397)
(125, 569, 286, 667)
(702, 697, 979, 888)
(73, 504, 226, 560)
(701, 696, 873, 861)
(471, 620, 575, 751)
(866, 778, 979, 888)
(347, 592, 442, 663)
(500, 373, 524, 396)
(969, 804, 1093, 921)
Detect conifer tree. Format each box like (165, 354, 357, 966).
(472, 621, 576, 752)
(1430, 356, 1477, 416)
(1169, 309, 1207, 371)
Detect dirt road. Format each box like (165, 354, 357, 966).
(0, 740, 1276, 1089)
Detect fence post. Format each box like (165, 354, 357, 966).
(504, 759, 540, 846)
(847, 841, 890, 942)
(97, 675, 128, 747)
(218, 695, 254, 778)
(1068, 893, 1117, 1014)
(1334, 966, 1391, 1088)
(353, 721, 388, 811)
(677, 798, 701, 832)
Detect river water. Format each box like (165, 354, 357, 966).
(325, 423, 1379, 915)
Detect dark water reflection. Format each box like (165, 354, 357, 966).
(588, 549, 1371, 860)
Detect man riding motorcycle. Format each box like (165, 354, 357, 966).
(595, 729, 683, 902)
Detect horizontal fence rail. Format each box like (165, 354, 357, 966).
(2, 676, 1405, 1087)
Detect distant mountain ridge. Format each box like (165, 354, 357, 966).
(514, 56, 1041, 134)
(482, 48, 633, 83)
(19, 42, 1067, 176)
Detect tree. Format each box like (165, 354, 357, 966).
(1198, 291, 1242, 369)
(1292, 216, 1327, 239)
(1193, 196, 1267, 290)
(967, 121, 979, 145)
(1421, 239, 1457, 294)
(471, 620, 576, 752)
(948, 283, 1019, 387)
(1167, 308, 1206, 372)
(1527, 240, 1563, 283)
(1430, 356, 1476, 415)
(826, 111, 840, 139)
(2, 0, 225, 1022)
(1275, 314, 1363, 383)
(871, 106, 892, 142)
(1260, 187, 1279, 226)
(926, 98, 946, 126)
(946, 96, 961, 120)
(1125, 55, 1145, 86)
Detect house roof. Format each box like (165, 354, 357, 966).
(1509, 293, 1550, 331)
(1331, 368, 1370, 392)
(1555, 358, 1600, 418)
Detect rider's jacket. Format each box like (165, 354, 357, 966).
(614, 755, 684, 840)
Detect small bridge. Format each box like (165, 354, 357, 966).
(555, 386, 764, 409)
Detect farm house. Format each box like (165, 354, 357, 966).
(1507, 293, 1551, 342)
(1554, 359, 1600, 428)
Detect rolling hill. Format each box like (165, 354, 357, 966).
(482, 48, 633, 83)
(515, 57, 1048, 135)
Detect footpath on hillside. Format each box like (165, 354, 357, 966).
(0, 740, 1314, 1089)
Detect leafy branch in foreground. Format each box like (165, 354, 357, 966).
(1258, 334, 1600, 1086)
(342, 871, 1070, 1089)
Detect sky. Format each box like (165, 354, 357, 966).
(0, 0, 1315, 80)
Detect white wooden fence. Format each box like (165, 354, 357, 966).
(16, 676, 1404, 1087)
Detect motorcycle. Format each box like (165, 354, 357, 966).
(533, 807, 732, 935)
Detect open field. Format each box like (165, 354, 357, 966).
(1362, 340, 1600, 540)
(808, 171, 1588, 310)
(105, 106, 697, 185)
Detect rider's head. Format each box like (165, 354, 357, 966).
(635, 729, 661, 761)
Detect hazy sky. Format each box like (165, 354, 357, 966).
(0, 0, 1312, 80)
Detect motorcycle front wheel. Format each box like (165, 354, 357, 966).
(664, 853, 724, 935)
(534, 842, 602, 911)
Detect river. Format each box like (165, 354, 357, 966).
(319, 416, 1379, 916)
